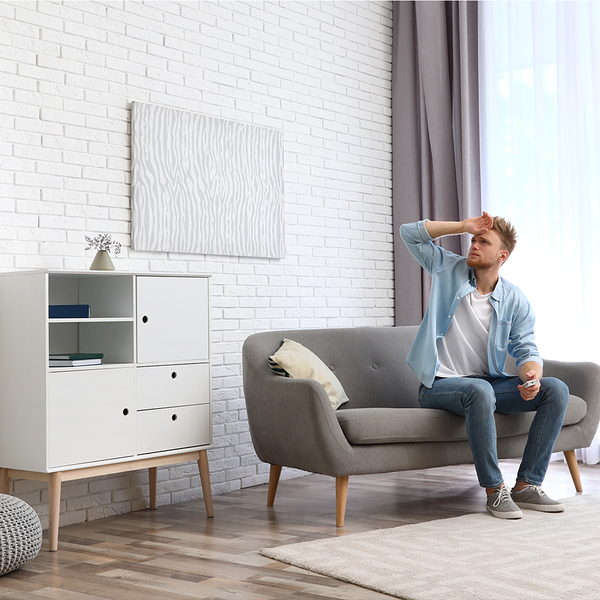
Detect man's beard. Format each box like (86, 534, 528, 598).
(467, 255, 496, 270)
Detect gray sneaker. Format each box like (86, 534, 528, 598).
(511, 485, 565, 512)
(486, 485, 523, 519)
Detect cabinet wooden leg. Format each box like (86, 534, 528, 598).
(0, 468, 11, 494)
(267, 465, 282, 507)
(336, 476, 349, 528)
(48, 472, 62, 552)
(149, 467, 158, 509)
(564, 449, 583, 492)
(197, 450, 213, 518)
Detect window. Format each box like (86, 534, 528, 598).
(480, 1, 600, 364)
(479, 1, 600, 462)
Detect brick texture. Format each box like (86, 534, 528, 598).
(0, 0, 394, 528)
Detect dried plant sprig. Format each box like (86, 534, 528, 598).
(85, 233, 122, 256)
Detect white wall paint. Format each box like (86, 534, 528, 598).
(0, 0, 394, 529)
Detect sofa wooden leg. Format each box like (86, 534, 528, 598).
(564, 449, 583, 492)
(336, 476, 349, 527)
(267, 465, 282, 507)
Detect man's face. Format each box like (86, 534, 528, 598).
(467, 229, 508, 270)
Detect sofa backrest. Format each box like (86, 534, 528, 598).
(243, 326, 423, 409)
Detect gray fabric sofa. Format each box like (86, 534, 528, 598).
(242, 326, 600, 526)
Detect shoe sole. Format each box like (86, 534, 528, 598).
(486, 505, 523, 519)
(514, 502, 565, 513)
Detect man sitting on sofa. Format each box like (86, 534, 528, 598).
(400, 213, 569, 519)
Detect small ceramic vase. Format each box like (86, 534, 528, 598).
(89, 250, 115, 271)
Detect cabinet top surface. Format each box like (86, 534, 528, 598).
(0, 269, 211, 278)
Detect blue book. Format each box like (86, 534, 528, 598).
(49, 304, 91, 319)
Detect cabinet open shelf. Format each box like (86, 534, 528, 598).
(48, 362, 136, 371)
(48, 317, 134, 323)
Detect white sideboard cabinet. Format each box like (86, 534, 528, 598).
(0, 270, 213, 551)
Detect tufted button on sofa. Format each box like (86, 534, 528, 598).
(242, 326, 600, 526)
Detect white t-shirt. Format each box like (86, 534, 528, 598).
(436, 290, 493, 378)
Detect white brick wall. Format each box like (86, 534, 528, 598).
(0, 0, 394, 529)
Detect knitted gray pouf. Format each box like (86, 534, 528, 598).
(0, 494, 42, 576)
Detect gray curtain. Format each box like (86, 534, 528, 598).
(392, 1, 482, 325)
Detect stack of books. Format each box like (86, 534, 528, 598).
(49, 353, 103, 367)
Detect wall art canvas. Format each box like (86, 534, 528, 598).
(131, 101, 285, 258)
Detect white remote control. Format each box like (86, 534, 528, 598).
(522, 379, 539, 389)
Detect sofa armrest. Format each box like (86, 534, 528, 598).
(543, 359, 600, 446)
(243, 369, 354, 477)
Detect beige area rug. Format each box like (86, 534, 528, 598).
(261, 493, 600, 600)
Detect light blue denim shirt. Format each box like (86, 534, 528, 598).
(400, 220, 542, 388)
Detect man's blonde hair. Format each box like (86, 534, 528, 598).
(491, 216, 517, 255)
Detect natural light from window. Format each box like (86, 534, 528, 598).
(479, 1, 600, 368)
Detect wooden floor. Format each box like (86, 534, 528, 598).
(2, 459, 600, 599)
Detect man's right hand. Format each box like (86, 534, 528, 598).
(463, 212, 493, 235)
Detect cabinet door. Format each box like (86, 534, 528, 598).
(47, 368, 136, 469)
(137, 277, 209, 364)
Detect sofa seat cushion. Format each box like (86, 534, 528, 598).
(336, 395, 587, 445)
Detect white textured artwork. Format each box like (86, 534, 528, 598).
(131, 101, 285, 258)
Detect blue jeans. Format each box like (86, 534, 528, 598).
(418, 376, 569, 488)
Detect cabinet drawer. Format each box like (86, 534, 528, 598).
(137, 404, 211, 455)
(48, 368, 136, 468)
(136, 363, 210, 410)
